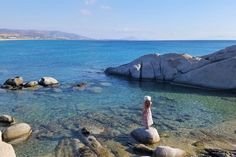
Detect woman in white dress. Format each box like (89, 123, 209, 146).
(142, 96, 153, 129)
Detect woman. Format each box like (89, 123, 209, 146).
(142, 96, 153, 129)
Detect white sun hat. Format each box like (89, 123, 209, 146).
(144, 96, 152, 101)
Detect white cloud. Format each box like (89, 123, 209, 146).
(85, 0, 96, 5)
(80, 9, 92, 16)
(100, 5, 112, 10)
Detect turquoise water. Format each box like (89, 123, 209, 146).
(0, 40, 236, 156)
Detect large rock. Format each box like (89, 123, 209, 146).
(0, 131, 16, 157)
(38, 77, 59, 87)
(174, 56, 236, 89)
(2, 123, 32, 144)
(105, 45, 236, 90)
(4, 76, 24, 87)
(1, 76, 24, 89)
(202, 45, 236, 62)
(153, 146, 186, 157)
(131, 127, 160, 144)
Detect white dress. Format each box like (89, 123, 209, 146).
(142, 107, 153, 128)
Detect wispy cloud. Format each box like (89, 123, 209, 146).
(100, 5, 112, 10)
(117, 28, 141, 33)
(85, 0, 97, 5)
(80, 9, 92, 16)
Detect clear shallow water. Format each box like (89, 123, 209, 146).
(0, 40, 236, 156)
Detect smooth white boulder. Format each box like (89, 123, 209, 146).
(38, 77, 59, 86)
(153, 146, 186, 157)
(2, 123, 32, 144)
(131, 127, 160, 144)
(0, 131, 16, 157)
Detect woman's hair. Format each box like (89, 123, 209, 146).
(144, 96, 151, 102)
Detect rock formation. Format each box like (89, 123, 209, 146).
(105, 45, 236, 90)
(133, 144, 186, 157)
(0, 115, 15, 124)
(0, 131, 16, 157)
(2, 123, 32, 144)
(131, 127, 160, 144)
(1, 76, 24, 90)
(38, 77, 59, 86)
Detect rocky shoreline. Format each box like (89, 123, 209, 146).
(2, 109, 234, 157)
(105, 45, 236, 90)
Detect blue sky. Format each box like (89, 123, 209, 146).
(0, 0, 236, 40)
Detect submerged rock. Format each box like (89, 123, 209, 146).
(77, 83, 87, 88)
(81, 135, 114, 157)
(105, 45, 236, 90)
(74, 82, 87, 91)
(38, 77, 59, 87)
(88, 86, 103, 93)
(80, 128, 115, 157)
(131, 127, 160, 144)
(0, 115, 15, 124)
(153, 146, 186, 157)
(100, 82, 112, 87)
(0, 131, 16, 157)
(2, 123, 32, 144)
(199, 148, 236, 157)
(55, 138, 97, 157)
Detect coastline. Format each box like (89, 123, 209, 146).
(12, 111, 236, 157)
(0, 41, 235, 157)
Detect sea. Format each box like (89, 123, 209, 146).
(0, 40, 236, 156)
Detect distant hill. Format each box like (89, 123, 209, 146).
(0, 29, 91, 40)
